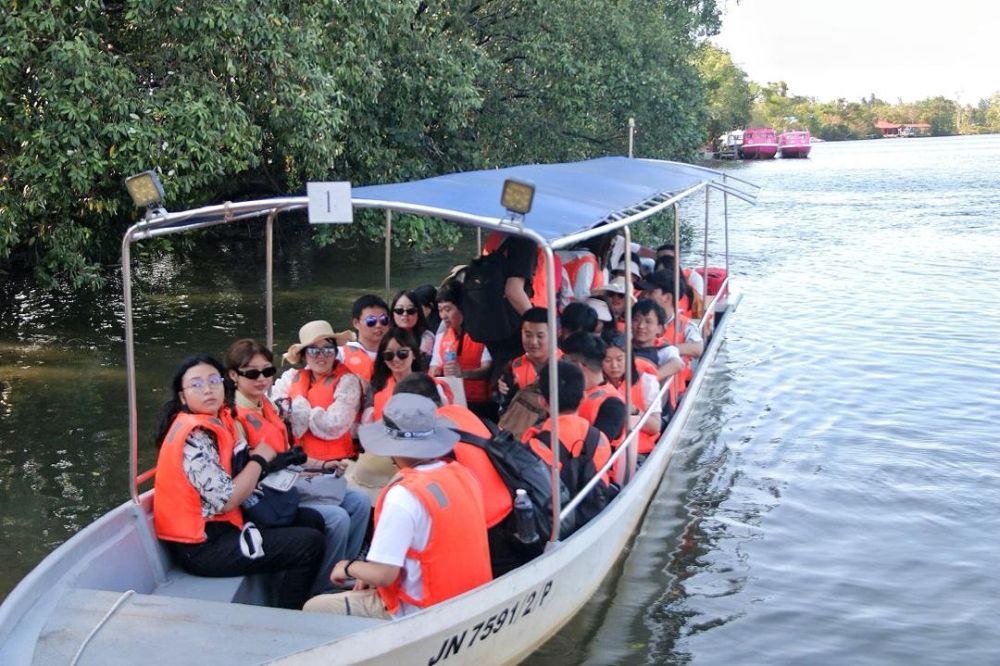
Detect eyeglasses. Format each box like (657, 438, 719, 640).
(305, 346, 337, 358)
(381, 348, 412, 362)
(235, 366, 277, 380)
(184, 375, 224, 391)
(393, 307, 418, 316)
(364, 313, 390, 327)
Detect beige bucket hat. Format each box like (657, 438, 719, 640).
(283, 320, 356, 365)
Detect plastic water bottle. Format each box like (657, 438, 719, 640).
(513, 489, 539, 544)
(444, 350, 456, 362)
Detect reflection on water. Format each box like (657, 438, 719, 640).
(0, 232, 473, 598)
(2, 136, 1000, 666)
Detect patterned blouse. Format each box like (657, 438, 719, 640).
(182, 427, 245, 518)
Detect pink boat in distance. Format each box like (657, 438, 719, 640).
(778, 130, 812, 158)
(739, 127, 778, 160)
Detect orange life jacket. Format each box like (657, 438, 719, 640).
(577, 384, 625, 446)
(654, 312, 694, 390)
(562, 251, 604, 297)
(287, 365, 357, 460)
(610, 375, 659, 455)
(483, 232, 560, 310)
(438, 404, 513, 528)
(374, 462, 492, 614)
(372, 376, 457, 421)
(153, 411, 244, 543)
(439, 327, 490, 403)
(524, 414, 611, 485)
(341, 344, 375, 383)
(509, 350, 562, 390)
(235, 397, 290, 453)
(633, 355, 677, 410)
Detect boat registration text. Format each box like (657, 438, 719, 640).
(428, 579, 555, 665)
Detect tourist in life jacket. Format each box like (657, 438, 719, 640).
(390, 289, 435, 365)
(350, 330, 452, 501)
(272, 320, 364, 462)
(496, 307, 559, 412)
(600, 332, 663, 455)
(560, 332, 627, 448)
(225, 339, 371, 596)
(559, 301, 599, 341)
(590, 276, 634, 332)
(637, 271, 704, 360)
(654, 243, 705, 318)
(391, 373, 530, 578)
(631, 298, 685, 386)
(153, 354, 323, 610)
(303, 393, 492, 619)
(429, 281, 494, 421)
(522, 360, 613, 532)
(337, 294, 391, 384)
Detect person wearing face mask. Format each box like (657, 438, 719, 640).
(226, 339, 371, 596)
(338, 294, 391, 384)
(153, 354, 323, 609)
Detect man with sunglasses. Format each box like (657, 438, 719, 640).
(339, 295, 391, 384)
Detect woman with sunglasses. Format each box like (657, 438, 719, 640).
(272, 320, 363, 463)
(600, 332, 663, 455)
(364, 328, 454, 423)
(226, 338, 372, 596)
(390, 290, 435, 364)
(152, 354, 324, 609)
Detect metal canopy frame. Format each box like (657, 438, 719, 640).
(121, 159, 758, 543)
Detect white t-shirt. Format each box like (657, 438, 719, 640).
(337, 340, 378, 362)
(638, 372, 662, 417)
(366, 461, 443, 618)
(655, 344, 682, 367)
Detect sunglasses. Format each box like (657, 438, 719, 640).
(364, 313, 390, 327)
(393, 307, 418, 316)
(184, 375, 224, 391)
(305, 346, 337, 358)
(235, 366, 277, 380)
(381, 348, 412, 362)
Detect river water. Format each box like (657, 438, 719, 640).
(2, 135, 999, 664)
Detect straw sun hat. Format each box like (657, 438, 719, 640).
(283, 320, 356, 365)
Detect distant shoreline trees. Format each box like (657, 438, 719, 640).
(696, 46, 1000, 141)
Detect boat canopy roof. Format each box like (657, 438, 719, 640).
(139, 157, 758, 247)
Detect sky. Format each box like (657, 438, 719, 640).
(712, 0, 1000, 105)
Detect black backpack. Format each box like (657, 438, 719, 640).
(534, 427, 609, 534)
(456, 247, 522, 343)
(452, 422, 573, 541)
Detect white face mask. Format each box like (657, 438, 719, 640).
(239, 522, 265, 560)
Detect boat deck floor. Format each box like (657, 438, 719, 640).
(34, 588, 385, 665)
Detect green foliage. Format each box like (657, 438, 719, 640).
(1, 0, 721, 288)
(695, 45, 753, 142)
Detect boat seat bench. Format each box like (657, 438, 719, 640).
(32, 588, 386, 665)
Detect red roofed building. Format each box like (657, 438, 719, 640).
(874, 121, 932, 138)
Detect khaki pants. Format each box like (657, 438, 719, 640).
(303, 589, 392, 620)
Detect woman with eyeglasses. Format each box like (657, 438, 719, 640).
(226, 338, 372, 596)
(390, 290, 435, 364)
(600, 332, 663, 455)
(152, 354, 324, 609)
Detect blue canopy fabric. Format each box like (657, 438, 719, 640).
(352, 157, 741, 243)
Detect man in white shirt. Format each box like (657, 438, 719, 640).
(303, 394, 492, 619)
